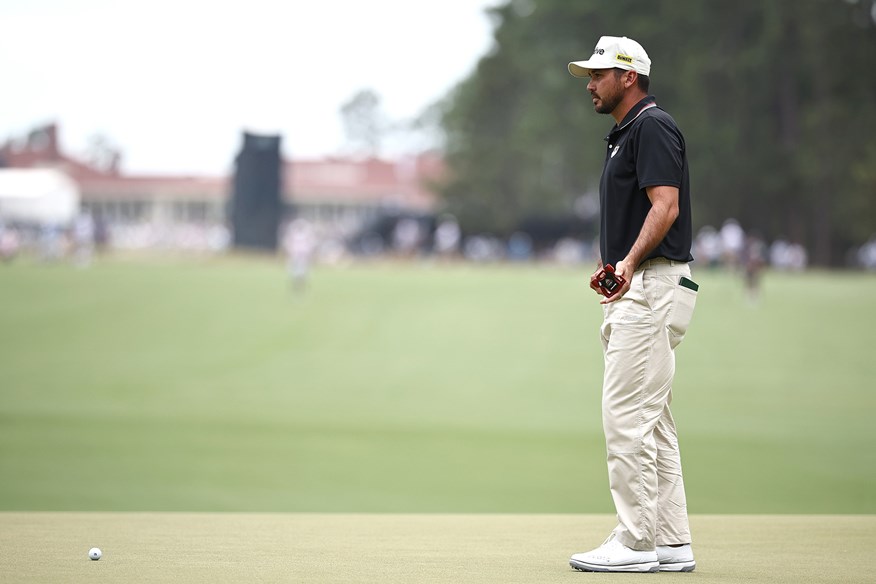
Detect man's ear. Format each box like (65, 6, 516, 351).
(624, 70, 638, 88)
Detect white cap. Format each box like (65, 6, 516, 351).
(568, 36, 651, 78)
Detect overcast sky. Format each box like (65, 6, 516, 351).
(0, 0, 500, 175)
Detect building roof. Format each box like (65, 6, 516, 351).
(1, 124, 443, 210)
(81, 175, 230, 201)
(287, 155, 442, 209)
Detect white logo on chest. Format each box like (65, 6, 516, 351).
(610, 144, 620, 158)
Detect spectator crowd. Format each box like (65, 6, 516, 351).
(3, 212, 876, 274)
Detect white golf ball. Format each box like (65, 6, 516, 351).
(88, 547, 102, 560)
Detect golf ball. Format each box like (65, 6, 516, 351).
(88, 547, 102, 560)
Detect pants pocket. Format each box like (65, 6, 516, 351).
(666, 284, 697, 349)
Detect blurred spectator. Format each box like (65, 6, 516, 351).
(742, 233, 767, 303)
(553, 237, 587, 265)
(769, 239, 791, 269)
(0, 222, 21, 263)
(720, 218, 745, 269)
(856, 235, 876, 271)
(318, 236, 347, 266)
(207, 223, 231, 253)
(463, 234, 503, 262)
(39, 223, 65, 262)
(93, 214, 109, 252)
(72, 211, 95, 267)
(392, 217, 422, 258)
(433, 214, 461, 259)
(786, 241, 808, 271)
(693, 225, 722, 268)
(770, 238, 808, 271)
(283, 218, 316, 292)
(507, 231, 533, 261)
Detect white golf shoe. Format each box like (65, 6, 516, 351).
(656, 543, 696, 572)
(569, 535, 659, 573)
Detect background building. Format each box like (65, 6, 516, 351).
(0, 124, 441, 249)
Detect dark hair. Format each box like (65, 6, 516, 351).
(637, 74, 650, 93)
(613, 68, 650, 93)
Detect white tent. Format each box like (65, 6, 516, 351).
(0, 168, 80, 225)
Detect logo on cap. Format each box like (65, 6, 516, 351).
(594, 48, 605, 55)
(616, 53, 633, 64)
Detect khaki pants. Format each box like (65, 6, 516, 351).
(600, 260, 697, 551)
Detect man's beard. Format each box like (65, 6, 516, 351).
(593, 88, 622, 115)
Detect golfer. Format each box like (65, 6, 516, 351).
(567, 36, 698, 573)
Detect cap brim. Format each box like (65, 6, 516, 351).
(568, 61, 593, 78)
(568, 59, 613, 78)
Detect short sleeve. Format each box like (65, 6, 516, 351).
(635, 115, 684, 190)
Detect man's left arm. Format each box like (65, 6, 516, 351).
(601, 185, 679, 305)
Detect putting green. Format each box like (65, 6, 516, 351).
(1, 514, 873, 583)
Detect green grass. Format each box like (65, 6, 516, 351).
(0, 257, 874, 512)
(2, 513, 875, 583)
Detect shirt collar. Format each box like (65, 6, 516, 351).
(605, 95, 658, 140)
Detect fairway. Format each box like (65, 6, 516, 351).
(1, 258, 875, 513)
(1, 513, 875, 583)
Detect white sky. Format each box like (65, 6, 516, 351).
(0, 0, 500, 175)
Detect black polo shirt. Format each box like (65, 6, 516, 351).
(598, 95, 693, 267)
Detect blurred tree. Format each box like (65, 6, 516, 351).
(437, 0, 876, 264)
(402, 100, 447, 154)
(340, 88, 386, 157)
(85, 133, 122, 174)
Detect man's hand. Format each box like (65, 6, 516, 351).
(589, 265, 606, 296)
(594, 185, 678, 304)
(599, 260, 633, 304)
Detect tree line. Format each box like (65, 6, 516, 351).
(435, 0, 876, 265)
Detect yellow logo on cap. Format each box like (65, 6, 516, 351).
(616, 53, 633, 64)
